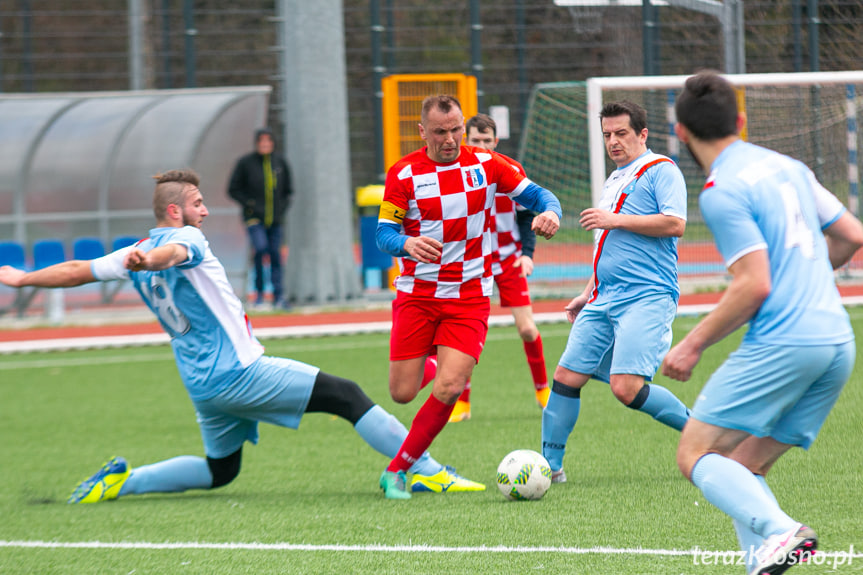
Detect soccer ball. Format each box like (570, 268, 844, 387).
(496, 449, 552, 501)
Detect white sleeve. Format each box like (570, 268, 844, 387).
(90, 246, 134, 281)
(808, 171, 846, 229)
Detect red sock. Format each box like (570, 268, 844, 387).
(524, 334, 548, 391)
(420, 355, 437, 389)
(458, 379, 471, 402)
(387, 394, 454, 473)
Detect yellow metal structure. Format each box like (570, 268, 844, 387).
(355, 184, 385, 207)
(382, 74, 478, 171)
(735, 86, 748, 141)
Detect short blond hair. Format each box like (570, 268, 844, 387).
(152, 169, 200, 222)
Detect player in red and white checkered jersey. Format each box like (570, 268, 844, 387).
(421, 114, 551, 424)
(375, 95, 562, 499)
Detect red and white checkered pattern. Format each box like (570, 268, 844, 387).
(383, 146, 529, 299)
(489, 157, 528, 276)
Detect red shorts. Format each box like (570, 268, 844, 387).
(494, 257, 532, 308)
(390, 292, 490, 362)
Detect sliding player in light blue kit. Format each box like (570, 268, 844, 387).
(541, 100, 691, 483)
(0, 169, 458, 502)
(665, 70, 863, 575)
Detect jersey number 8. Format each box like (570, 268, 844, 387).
(145, 275, 191, 337)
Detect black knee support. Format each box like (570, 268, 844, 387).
(626, 384, 651, 410)
(552, 379, 581, 398)
(306, 371, 374, 425)
(207, 448, 242, 489)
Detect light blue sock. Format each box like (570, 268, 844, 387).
(629, 384, 690, 431)
(409, 452, 444, 476)
(541, 381, 581, 471)
(734, 475, 780, 568)
(691, 453, 796, 539)
(353, 405, 443, 476)
(119, 455, 213, 496)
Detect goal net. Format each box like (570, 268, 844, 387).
(519, 71, 863, 293)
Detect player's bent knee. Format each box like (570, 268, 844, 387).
(208, 449, 242, 489)
(553, 365, 570, 382)
(389, 387, 417, 404)
(307, 371, 375, 424)
(613, 386, 639, 405)
(518, 325, 539, 342)
(432, 378, 466, 404)
(553, 365, 587, 388)
(612, 377, 645, 405)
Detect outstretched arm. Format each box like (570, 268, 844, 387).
(124, 244, 189, 272)
(0, 261, 96, 289)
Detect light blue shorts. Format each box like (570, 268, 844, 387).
(193, 355, 320, 459)
(692, 340, 855, 449)
(558, 292, 677, 384)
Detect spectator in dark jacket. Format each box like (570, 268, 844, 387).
(228, 128, 293, 308)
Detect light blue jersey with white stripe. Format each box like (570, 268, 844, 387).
(700, 140, 852, 346)
(91, 226, 264, 401)
(591, 150, 687, 304)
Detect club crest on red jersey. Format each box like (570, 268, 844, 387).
(461, 165, 486, 191)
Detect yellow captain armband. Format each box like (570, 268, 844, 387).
(379, 200, 406, 224)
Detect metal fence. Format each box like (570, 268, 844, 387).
(2, 1, 861, 194)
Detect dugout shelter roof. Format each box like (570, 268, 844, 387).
(0, 86, 271, 293)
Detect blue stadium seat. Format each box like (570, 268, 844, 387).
(73, 237, 106, 260)
(0, 241, 35, 318)
(32, 239, 66, 270)
(0, 241, 27, 270)
(112, 236, 140, 252)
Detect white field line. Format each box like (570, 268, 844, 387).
(2, 296, 862, 356)
(0, 540, 860, 558)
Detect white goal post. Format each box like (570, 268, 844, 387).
(587, 70, 863, 215)
(515, 70, 863, 288)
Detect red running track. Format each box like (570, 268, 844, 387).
(3, 284, 863, 344)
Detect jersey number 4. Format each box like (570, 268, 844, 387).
(780, 183, 816, 260)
